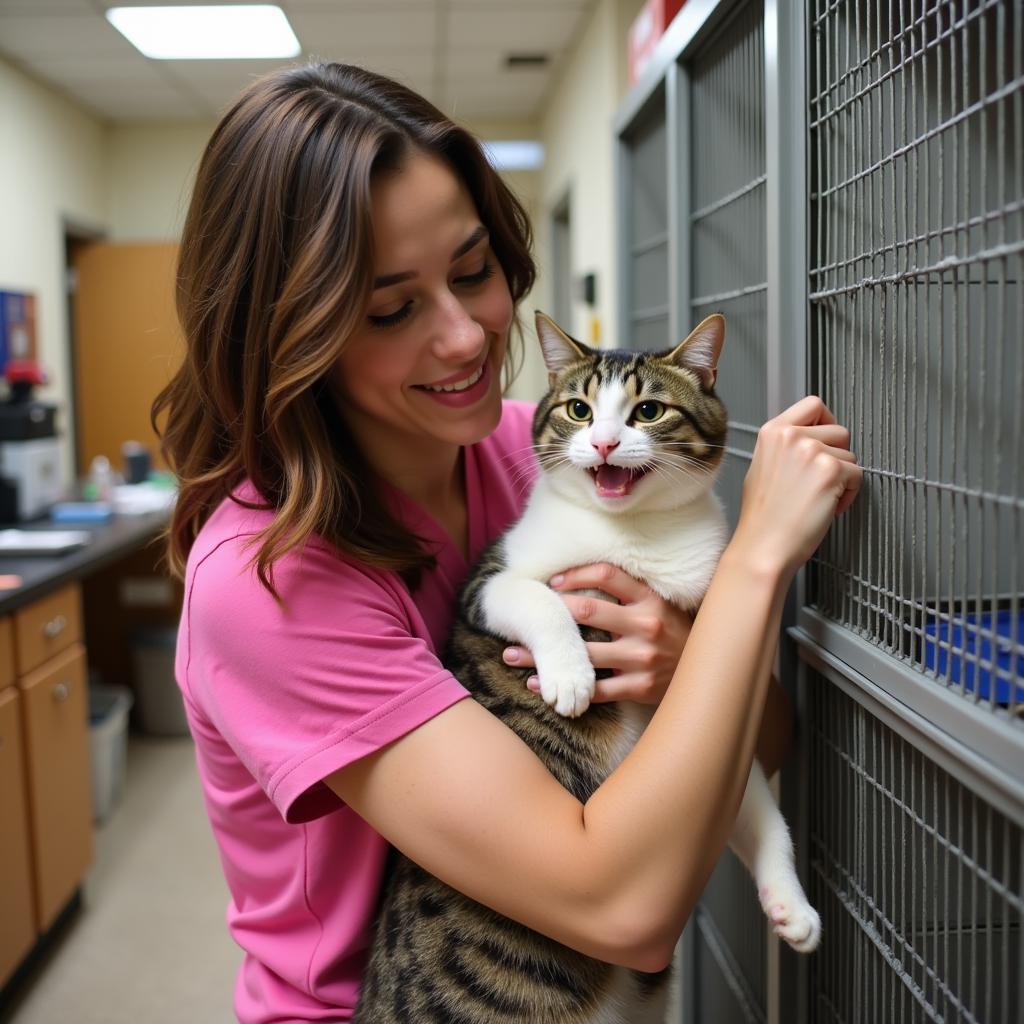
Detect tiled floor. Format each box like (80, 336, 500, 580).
(4, 736, 240, 1024)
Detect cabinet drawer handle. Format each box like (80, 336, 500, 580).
(42, 615, 67, 639)
(52, 682, 70, 702)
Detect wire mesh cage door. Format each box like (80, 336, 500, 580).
(802, 0, 1024, 1020)
(805, 665, 1022, 1023)
(682, 2, 772, 1021)
(807, 0, 1024, 717)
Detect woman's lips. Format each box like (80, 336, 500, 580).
(414, 359, 492, 407)
(421, 362, 486, 389)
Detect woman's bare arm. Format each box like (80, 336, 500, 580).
(327, 550, 784, 971)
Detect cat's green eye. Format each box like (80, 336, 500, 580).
(566, 399, 592, 422)
(634, 401, 665, 423)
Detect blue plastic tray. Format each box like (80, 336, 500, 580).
(923, 609, 1024, 704)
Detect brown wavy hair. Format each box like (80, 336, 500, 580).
(153, 62, 535, 595)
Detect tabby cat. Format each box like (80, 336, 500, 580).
(353, 312, 820, 1024)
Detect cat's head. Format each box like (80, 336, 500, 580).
(531, 312, 727, 514)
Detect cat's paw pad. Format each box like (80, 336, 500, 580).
(538, 662, 595, 718)
(759, 884, 821, 953)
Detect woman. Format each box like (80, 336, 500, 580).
(154, 62, 861, 1022)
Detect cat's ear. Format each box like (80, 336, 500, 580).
(666, 313, 725, 389)
(535, 311, 590, 379)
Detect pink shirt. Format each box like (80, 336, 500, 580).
(176, 400, 537, 1023)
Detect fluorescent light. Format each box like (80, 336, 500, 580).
(482, 141, 545, 172)
(106, 5, 301, 60)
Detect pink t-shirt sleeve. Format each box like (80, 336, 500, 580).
(181, 533, 469, 824)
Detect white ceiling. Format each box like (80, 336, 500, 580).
(0, 0, 595, 124)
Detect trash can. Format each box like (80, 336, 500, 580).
(89, 683, 133, 823)
(132, 627, 189, 736)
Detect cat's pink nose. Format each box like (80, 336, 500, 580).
(593, 440, 619, 460)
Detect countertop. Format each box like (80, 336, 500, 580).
(0, 510, 172, 614)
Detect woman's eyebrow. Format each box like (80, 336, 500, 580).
(451, 224, 488, 261)
(372, 226, 489, 290)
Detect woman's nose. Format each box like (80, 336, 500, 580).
(432, 293, 485, 360)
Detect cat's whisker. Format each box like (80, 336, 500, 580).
(498, 444, 542, 466)
(643, 457, 700, 490)
(646, 449, 710, 473)
(503, 455, 543, 478)
(535, 455, 576, 474)
(653, 449, 717, 473)
(665, 459, 713, 479)
(658, 441, 729, 450)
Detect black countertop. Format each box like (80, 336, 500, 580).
(0, 511, 172, 614)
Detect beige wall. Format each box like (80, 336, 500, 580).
(0, 60, 108, 481)
(533, 0, 645, 362)
(106, 123, 215, 242)
(2, 0, 645, 474)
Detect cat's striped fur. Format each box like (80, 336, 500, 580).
(353, 312, 819, 1024)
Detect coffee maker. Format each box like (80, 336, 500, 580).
(0, 360, 62, 522)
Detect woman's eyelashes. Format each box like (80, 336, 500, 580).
(368, 304, 413, 329)
(367, 260, 496, 330)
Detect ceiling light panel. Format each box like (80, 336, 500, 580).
(106, 5, 301, 60)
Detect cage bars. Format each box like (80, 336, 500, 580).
(808, 0, 1024, 722)
(808, 677, 1022, 1023)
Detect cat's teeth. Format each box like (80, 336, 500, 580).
(421, 365, 484, 393)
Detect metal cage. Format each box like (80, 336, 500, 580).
(690, 0, 768, 536)
(613, 0, 1023, 1020)
(807, 0, 1024, 720)
(685, 4, 772, 1021)
(808, 673, 1022, 1023)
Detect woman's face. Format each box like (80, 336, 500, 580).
(331, 151, 514, 470)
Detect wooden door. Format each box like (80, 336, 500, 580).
(71, 243, 183, 476)
(19, 644, 92, 929)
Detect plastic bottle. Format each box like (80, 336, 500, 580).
(85, 455, 115, 502)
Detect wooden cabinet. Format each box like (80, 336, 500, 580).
(19, 644, 92, 930)
(0, 617, 15, 689)
(14, 584, 83, 677)
(0, 687, 35, 985)
(0, 582, 94, 986)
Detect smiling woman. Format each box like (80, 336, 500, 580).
(154, 62, 535, 594)
(328, 154, 515, 514)
(151, 60, 859, 1024)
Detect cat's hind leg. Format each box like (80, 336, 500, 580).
(728, 761, 821, 953)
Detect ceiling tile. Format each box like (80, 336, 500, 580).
(0, 12, 135, 59)
(157, 57, 301, 86)
(67, 81, 210, 121)
(284, 0, 433, 9)
(286, 9, 437, 54)
(0, 0, 597, 123)
(445, 6, 584, 51)
(448, 0, 585, 6)
(0, 0, 94, 11)
(20, 51, 158, 84)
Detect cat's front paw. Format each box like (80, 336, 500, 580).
(536, 655, 595, 718)
(759, 881, 821, 953)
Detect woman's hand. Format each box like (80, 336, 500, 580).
(502, 563, 692, 705)
(732, 395, 862, 580)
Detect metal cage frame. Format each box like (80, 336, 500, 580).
(614, 1, 1022, 1021)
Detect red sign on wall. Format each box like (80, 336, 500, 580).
(628, 0, 686, 85)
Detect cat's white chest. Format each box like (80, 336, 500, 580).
(502, 481, 727, 609)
